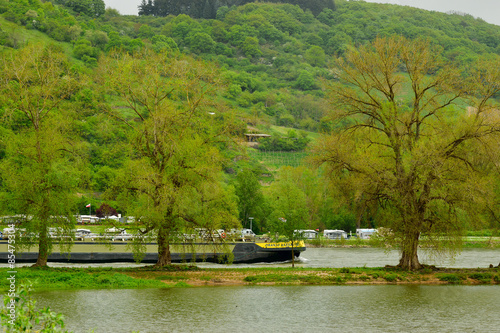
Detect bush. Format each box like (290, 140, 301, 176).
(1, 284, 69, 332)
(437, 273, 467, 284)
(468, 273, 492, 281)
(384, 273, 399, 282)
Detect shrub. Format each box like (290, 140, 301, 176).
(437, 273, 467, 284)
(384, 273, 399, 282)
(468, 273, 493, 282)
(1, 284, 69, 332)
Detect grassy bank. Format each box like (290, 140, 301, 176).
(1, 265, 499, 291)
(0, 267, 167, 291)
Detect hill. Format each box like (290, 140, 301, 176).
(1, 0, 500, 233)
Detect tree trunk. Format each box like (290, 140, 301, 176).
(397, 230, 422, 270)
(291, 242, 295, 268)
(155, 228, 171, 267)
(32, 228, 49, 267)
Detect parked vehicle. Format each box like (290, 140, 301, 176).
(294, 230, 318, 239)
(75, 229, 97, 240)
(323, 229, 348, 240)
(356, 228, 377, 239)
(226, 228, 256, 241)
(113, 230, 134, 241)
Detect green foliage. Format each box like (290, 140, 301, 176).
(315, 36, 500, 270)
(468, 273, 493, 281)
(55, 0, 106, 17)
(188, 32, 215, 53)
(257, 130, 311, 152)
(99, 50, 240, 266)
(138, 0, 335, 19)
(234, 168, 266, 231)
(73, 38, 98, 61)
(384, 273, 399, 282)
(436, 273, 467, 284)
(1, 0, 500, 272)
(294, 70, 317, 90)
(266, 174, 309, 266)
(0, 269, 167, 290)
(1, 284, 69, 332)
(0, 44, 84, 265)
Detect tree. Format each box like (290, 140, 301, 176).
(95, 203, 118, 218)
(234, 169, 265, 231)
(304, 45, 326, 67)
(313, 36, 500, 270)
(99, 50, 240, 267)
(0, 44, 82, 267)
(267, 177, 308, 268)
(295, 70, 316, 90)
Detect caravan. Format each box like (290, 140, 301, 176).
(323, 229, 347, 240)
(294, 230, 318, 239)
(356, 228, 377, 239)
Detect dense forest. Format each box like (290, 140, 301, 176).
(1, 0, 500, 267)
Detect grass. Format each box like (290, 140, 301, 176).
(0, 267, 167, 291)
(2, 265, 498, 291)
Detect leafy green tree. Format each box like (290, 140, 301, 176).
(267, 177, 308, 267)
(234, 169, 265, 231)
(138, 24, 154, 39)
(99, 50, 240, 266)
(151, 35, 179, 53)
(304, 45, 326, 67)
(314, 36, 500, 270)
(73, 38, 98, 60)
(0, 44, 82, 267)
(295, 70, 316, 90)
(188, 32, 215, 54)
(240, 36, 262, 58)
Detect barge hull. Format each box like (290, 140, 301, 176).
(0, 241, 305, 264)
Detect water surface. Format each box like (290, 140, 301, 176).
(35, 285, 500, 333)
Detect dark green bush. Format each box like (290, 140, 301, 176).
(437, 273, 467, 283)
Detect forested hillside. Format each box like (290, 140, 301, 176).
(1, 0, 500, 266)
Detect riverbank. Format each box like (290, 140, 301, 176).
(1, 265, 499, 291)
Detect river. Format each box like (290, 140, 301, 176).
(21, 248, 500, 332)
(34, 285, 500, 333)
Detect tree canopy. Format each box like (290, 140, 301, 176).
(313, 36, 500, 270)
(99, 50, 240, 266)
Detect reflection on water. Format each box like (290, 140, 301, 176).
(35, 285, 500, 333)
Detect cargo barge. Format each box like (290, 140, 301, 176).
(0, 241, 306, 264)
